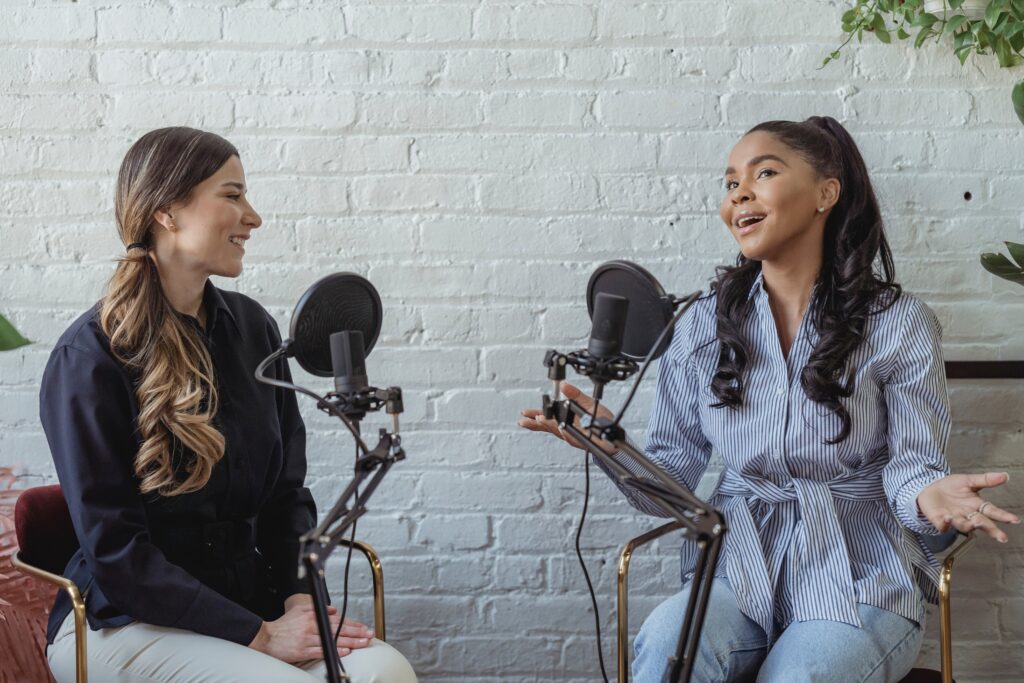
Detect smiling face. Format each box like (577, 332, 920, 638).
(718, 131, 839, 264)
(153, 155, 261, 278)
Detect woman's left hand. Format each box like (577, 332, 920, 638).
(917, 472, 1020, 542)
(282, 593, 375, 656)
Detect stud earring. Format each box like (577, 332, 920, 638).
(817, 207, 825, 213)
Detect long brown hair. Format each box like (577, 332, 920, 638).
(100, 127, 238, 497)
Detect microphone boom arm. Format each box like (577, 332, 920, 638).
(545, 396, 725, 683)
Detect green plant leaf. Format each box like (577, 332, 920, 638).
(995, 35, 1023, 65)
(986, 2, 1003, 29)
(1012, 79, 1024, 124)
(1006, 241, 1024, 268)
(898, 26, 911, 39)
(950, 0, 966, 9)
(981, 252, 1024, 284)
(915, 27, 934, 47)
(944, 14, 969, 36)
(0, 315, 30, 352)
(913, 12, 940, 28)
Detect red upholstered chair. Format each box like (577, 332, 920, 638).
(11, 484, 87, 683)
(10, 485, 390, 683)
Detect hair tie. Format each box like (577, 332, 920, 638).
(126, 242, 148, 253)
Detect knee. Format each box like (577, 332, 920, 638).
(347, 639, 417, 683)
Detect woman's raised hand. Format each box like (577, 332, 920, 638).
(517, 382, 615, 451)
(917, 472, 1020, 543)
(249, 602, 374, 663)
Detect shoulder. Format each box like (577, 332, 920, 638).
(43, 304, 131, 397)
(665, 289, 717, 365)
(869, 290, 942, 341)
(50, 304, 120, 367)
(217, 287, 282, 338)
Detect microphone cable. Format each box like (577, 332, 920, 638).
(334, 438, 361, 668)
(574, 401, 610, 683)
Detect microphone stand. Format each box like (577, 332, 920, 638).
(256, 348, 405, 683)
(540, 291, 726, 683)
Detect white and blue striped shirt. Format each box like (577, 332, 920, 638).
(606, 271, 950, 637)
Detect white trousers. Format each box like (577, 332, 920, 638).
(47, 611, 417, 683)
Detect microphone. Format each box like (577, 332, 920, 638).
(331, 330, 368, 394)
(587, 292, 628, 358)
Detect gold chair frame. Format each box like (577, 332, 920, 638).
(11, 549, 89, 683)
(9, 538, 387, 683)
(615, 522, 973, 683)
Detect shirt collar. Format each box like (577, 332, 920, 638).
(202, 279, 238, 334)
(746, 269, 766, 301)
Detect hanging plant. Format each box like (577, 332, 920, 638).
(981, 241, 1024, 284)
(0, 315, 29, 352)
(825, 0, 1024, 124)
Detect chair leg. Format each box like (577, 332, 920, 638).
(339, 539, 386, 642)
(616, 522, 684, 683)
(939, 534, 974, 683)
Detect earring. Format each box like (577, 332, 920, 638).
(817, 207, 825, 213)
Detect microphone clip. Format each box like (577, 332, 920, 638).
(322, 386, 404, 421)
(544, 348, 640, 387)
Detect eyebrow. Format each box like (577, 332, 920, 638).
(220, 181, 246, 191)
(724, 154, 789, 177)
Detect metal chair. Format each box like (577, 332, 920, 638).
(10, 485, 389, 683)
(615, 521, 973, 683)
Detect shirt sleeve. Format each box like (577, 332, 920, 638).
(594, 316, 714, 517)
(256, 317, 317, 599)
(882, 298, 952, 535)
(40, 344, 264, 644)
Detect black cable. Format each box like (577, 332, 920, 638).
(575, 450, 610, 683)
(333, 436, 361, 672)
(255, 348, 370, 454)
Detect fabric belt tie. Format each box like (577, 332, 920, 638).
(716, 457, 889, 637)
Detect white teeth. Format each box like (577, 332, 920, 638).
(737, 215, 765, 228)
(229, 236, 243, 246)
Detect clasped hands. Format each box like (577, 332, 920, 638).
(249, 593, 374, 663)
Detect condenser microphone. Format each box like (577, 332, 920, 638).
(331, 330, 368, 394)
(587, 292, 628, 358)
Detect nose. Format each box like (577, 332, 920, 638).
(244, 204, 262, 230)
(730, 185, 752, 205)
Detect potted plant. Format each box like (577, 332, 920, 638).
(825, 0, 1024, 123)
(981, 241, 1024, 284)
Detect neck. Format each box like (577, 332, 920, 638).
(760, 250, 821, 318)
(151, 254, 207, 320)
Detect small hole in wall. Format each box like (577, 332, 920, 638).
(963, 191, 973, 201)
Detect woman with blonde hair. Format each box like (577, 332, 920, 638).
(40, 127, 416, 683)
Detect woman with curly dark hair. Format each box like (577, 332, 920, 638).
(520, 116, 1018, 682)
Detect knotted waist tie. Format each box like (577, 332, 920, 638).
(715, 458, 890, 637)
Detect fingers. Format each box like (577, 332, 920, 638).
(978, 501, 1021, 525)
(966, 471, 1009, 491)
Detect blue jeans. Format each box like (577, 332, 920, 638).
(633, 578, 923, 683)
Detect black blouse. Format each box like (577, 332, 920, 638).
(39, 280, 315, 645)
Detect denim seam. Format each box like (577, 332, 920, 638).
(861, 622, 920, 682)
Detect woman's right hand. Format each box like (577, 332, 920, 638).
(249, 603, 373, 663)
(517, 382, 616, 451)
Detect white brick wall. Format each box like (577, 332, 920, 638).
(1, 1, 1022, 680)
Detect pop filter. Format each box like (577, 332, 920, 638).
(586, 260, 674, 361)
(289, 273, 382, 378)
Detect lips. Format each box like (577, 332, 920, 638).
(733, 213, 766, 235)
